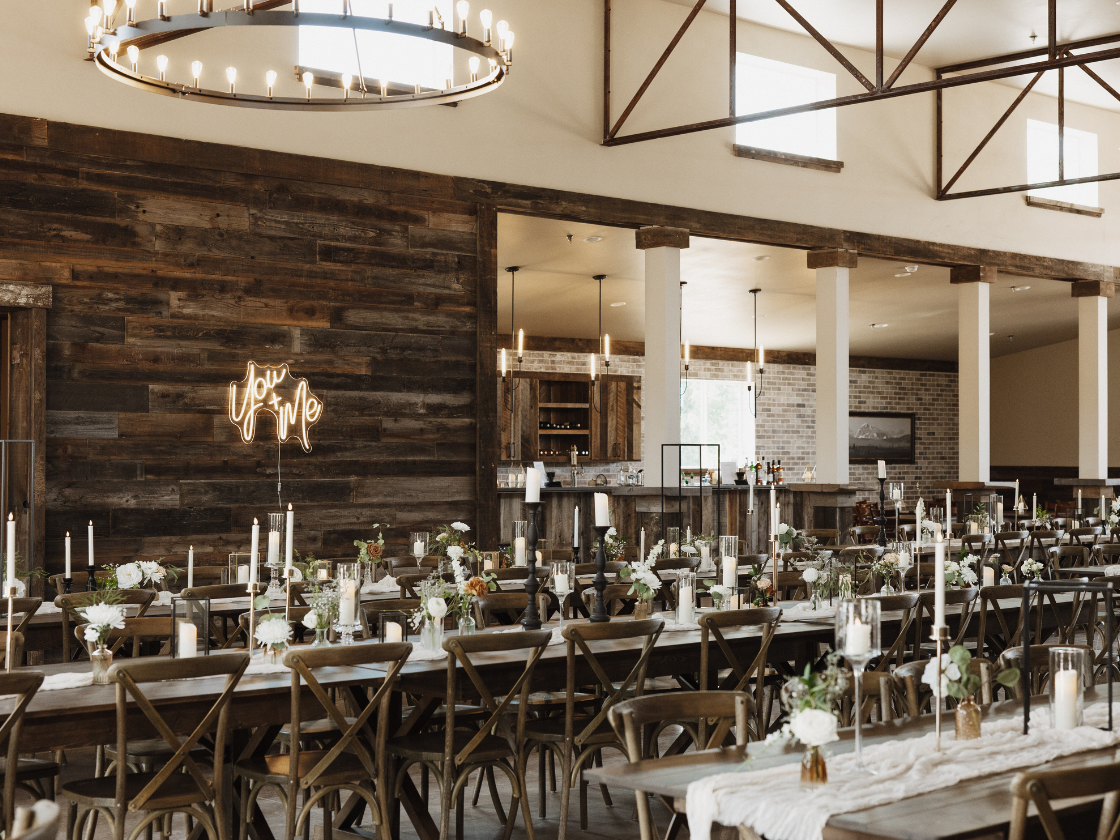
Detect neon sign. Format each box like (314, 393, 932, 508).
(229, 362, 323, 452)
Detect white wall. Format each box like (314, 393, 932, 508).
(3, 1, 1120, 267)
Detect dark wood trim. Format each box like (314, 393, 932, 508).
(477, 205, 499, 551)
(1071, 279, 1115, 298)
(634, 226, 690, 250)
(2, 113, 1111, 283)
(1024, 195, 1104, 217)
(807, 249, 858, 269)
(498, 335, 957, 373)
(733, 144, 844, 174)
(949, 265, 997, 284)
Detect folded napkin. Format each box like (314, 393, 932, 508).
(407, 646, 449, 661)
(362, 575, 399, 594)
(783, 602, 837, 621)
(650, 612, 700, 631)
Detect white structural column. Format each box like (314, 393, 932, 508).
(810, 249, 857, 485)
(1074, 279, 1113, 478)
(637, 226, 689, 487)
(951, 266, 995, 483)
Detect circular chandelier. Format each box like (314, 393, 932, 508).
(82, 1, 514, 111)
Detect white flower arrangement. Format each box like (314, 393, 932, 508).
(943, 554, 978, 587)
(114, 563, 143, 589)
(921, 652, 962, 699)
(646, 539, 665, 563)
(802, 567, 820, 584)
(708, 583, 733, 604)
(427, 597, 448, 620)
(788, 708, 839, 748)
(1109, 511, 1119, 529)
(621, 557, 662, 601)
(301, 610, 320, 631)
(254, 616, 291, 650)
(446, 545, 465, 564)
(139, 561, 164, 585)
(1021, 558, 1044, 580)
(80, 602, 126, 646)
(409, 571, 456, 629)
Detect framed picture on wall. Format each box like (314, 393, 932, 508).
(848, 412, 916, 464)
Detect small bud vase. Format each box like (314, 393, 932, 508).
(311, 628, 330, 648)
(800, 746, 827, 786)
(955, 695, 981, 740)
(634, 599, 651, 621)
(422, 618, 445, 653)
(90, 644, 113, 685)
(458, 615, 476, 636)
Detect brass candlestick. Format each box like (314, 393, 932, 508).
(5, 583, 13, 673)
(932, 623, 950, 751)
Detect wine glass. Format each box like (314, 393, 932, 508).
(550, 561, 574, 628)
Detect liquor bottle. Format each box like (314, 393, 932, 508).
(777, 460, 784, 485)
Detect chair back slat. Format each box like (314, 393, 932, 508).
(699, 608, 780, 740)
(55, 590, 157, 660)
(1009, 760, 1120, 840)
(0, 670, 44, 836)
(977, 584, 1039, 659)
(0, 599, 40, 637)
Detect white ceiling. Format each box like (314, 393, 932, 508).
(666, 0, 1120, 113)
(498, 213, 1120, 360)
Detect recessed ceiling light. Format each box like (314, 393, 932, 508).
(894, 272, 911, 278)
(870, 323, 889, 329)
(753, 255, 770, 261)
(1011, 285, 1031, 292)
(583, 236, 603, 243)
(894, 265, 919, 277)
(610, 301, 626, 307)
(990, 331, 995, 336)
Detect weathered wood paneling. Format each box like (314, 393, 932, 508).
(0, 117, 487, 570)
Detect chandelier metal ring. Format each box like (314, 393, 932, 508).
(94, 9, 510, 110)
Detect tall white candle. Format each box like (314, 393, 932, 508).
(187, 545, 194, 589)
(639, 527, 645, 562)
(339, 579, 357, 626)
(177, 621, 198, 658)
(686, 527, 691, 542)
(88, 520, 94, 569)
(934, 534, 946, 627)
(1078, 488, 1082, 512)
(6, 514, 14, 586)
(1053, 669, 1080, 729)
(1015, 480, 1020, 510)
(722, 555, 736, 588)
(748, 480, 754, 513)
(877, 460, 886, 479)
(573, 506, 579, 547)
(525, 468, 541, 504)
(594, 493, 609, 527)
(285, 503, 294, 573)
(847, 618, 871, 655)
(997, 500, 1004, 530)
(769, 485, 777, 536)
(65, 532, 71, 578)
(1033, 493, 1037, 516)
(678, 585, 694, 624)
(946, 490, 952, 532)
(249, 518, 259, 589)
(514, 537, 526, 567)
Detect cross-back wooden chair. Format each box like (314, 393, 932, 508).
(55, 590, 156, 662)
(651, 558, 699, 610)
(388, 629, 552, 840)
(1029, 530, 1066, 563)
(519, 619, 663, 840)
(996, 531, 1031, 571)
(839, 670, 897, 726)
(1067, 527, 1104, 551)
(60, 653, 250, 840)
(75, 617, 173, 659)
(801, 529, 838, 545)
(962, 533, 993, 562)
(1098, 544, 1120, 568)
(169, 567, 227, 593)
(977, 584, 1040, 660)
(1112, 526, 1120, 544)
(235, 642, 412, 840)
(772, 571, 807, 601)
(997, 644, 1096, 699)
(607, 692, 751, 840)
(570, 562, 624, 618)
(862, 593, 920, 671)
(1049, 545, 1090, 574)
(489, 567, 550, 593)
(892, 656, 994, 718)
(397, 572, 455, 599)
(1009, 758, 1120, 840)
(0, 670, 45, 837)
(698, 608, 781, 741)
(1035, 584, 1098, 647)
(359, 598, 420, 640)
(0, 632, 25, 675)
(779, 550, 813, 572)
(180, 584, 250, 649)
(912, 587, 979, 659)
(236, 607, 312, 649)
(0, 598, 41, 642)
(47, 572, 113, 601)
(472, 592, 531, 627)
(390, 556, 439, 575)
(849, 525, 881, 545)
(594, 583, 641, 616)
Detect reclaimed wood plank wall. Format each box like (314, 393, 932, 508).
(0, 115, 499, 572)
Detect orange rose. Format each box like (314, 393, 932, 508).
(464, 577, 489, 599)
(366, 542, 383, 559)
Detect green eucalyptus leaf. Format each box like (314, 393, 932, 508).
(948, 645, 972, 670)
(995, 667, 1021, 687)
(946, 682, 966, 699)
(253, 594, 270, 610)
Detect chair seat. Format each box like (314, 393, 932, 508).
(524, 715, 617, 744)
(61, 770, 207, 809)
(0, 757, 59, 781)
(235, 750, 369, 787)
(105, 738, 193, 758)
(278, 716, 358, 741)
(385, 730, 512, 763)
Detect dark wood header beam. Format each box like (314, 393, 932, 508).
(1071, 279, 1115, 298)
(949, 265, 998, 284)
(634, 226, 690, 250)
(807, 249, 858, 269)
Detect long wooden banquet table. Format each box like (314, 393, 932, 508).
(0, 592, 1089, 840)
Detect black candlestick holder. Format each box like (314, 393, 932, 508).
(877, 477, 888, 547)
(521, 501, 543, 630)
(590, 524, 610, 623)
(86, 568, 95, 592)
(62, 576, 73, 595)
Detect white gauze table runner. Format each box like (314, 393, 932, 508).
(686, 701, 1120, 840)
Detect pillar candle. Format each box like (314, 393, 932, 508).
(678, 585, 694, 624)
(1015, 480, 1020, 510)
(88, 520, 95, 569)
(339, 580, 357, 626)
(722, 555, 736, 588)
(686, 527, 691, 542)
(514, 537, 526, 567)
(700, 543, 710, 564)
(285, 503, 294, 573)
(982, 566, 995, 587)
(236, 565, 250, 584)
(934, 534, 946, 627)
(525, 468, 541, 504)
(177, 621, 198, 658)
(1077, 488, 1082, 512)
(413, 538, 425, 558)
(877, 460, 886, 479)
(385, 621, 404, 642)
(573, 506, 579, 548)
(997, 501, 1004, 530)
(594, 493, 609, 527)
(847, 618, 871, 655)
(483, 556, 494, 571)
(65, 532, 71, 578)
(267, 530, 279, 567)
(249, 518, 259, 588)
(1053, 669, 1080, 729)
(187, 545, 194, 589)
(6, 514, 14, 586)
(554, 571, 569, 592)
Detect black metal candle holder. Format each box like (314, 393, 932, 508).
(62, 576, 73, 595)
(86, 567, 95, 592)
(590, 524, 611, 623)
(1020, 578, 1114, 734)
(877, 476, 888, 547)
(521, 501, 543, 630)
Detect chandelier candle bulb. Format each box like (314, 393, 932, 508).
(594, 492, 610, 527)
(126, 0, 136, 24)
(126, 44, 139, 72)
(456, 0, 468, 34)
(479, 7, 492, 42)
(157, 0, 166, 18)
(65, 532, 71, 578)
(156, 54, 168, 80)
(341, 73, 351, 98)
(192, 61, 202, 87)
(187, 545, 194, 589)
(379, 78, 387, 97)
(226, 66, 236, 93)
(265, 69, 276, 97)
(88, 520, 94, 569)
(934, 533, 946, 627)
(249, 518, 259, 588)
(469, 55, 479, 82)
(525, 467, 540, 504)
(303, 71, 314, 99)
(758, 346, 765, 368)
(285, 504, 293, 574)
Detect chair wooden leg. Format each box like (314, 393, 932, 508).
(665, 812, 687, 840)
(538, 744, 547, 818)
(596, 750, 612, 806)
(487, 767, 507, 825)
(455, 786, 465, 840)
(421, 765, 429, 805)
(237, 778, 251, 840)
(471, 767, 484, 807)
(635, 791, 654, 840)
(557, 743, 573, 840)
(549, 748, 557, 792)
(502, 790, 521, 840)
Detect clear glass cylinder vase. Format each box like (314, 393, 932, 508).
(422, 617, 445, 653)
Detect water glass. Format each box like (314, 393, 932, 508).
(551, 560, 575, 627)
(666, 527, 680, 557)
(1049, 647, 1085, 730)
(835, 598, 882, 772)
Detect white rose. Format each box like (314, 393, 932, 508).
(921, 654, 961, 698)
(427, 597, 448, 619)
(301, 610, 319, 630)
(451, 522, 470, 532)
(115, 563, 143, 589)
(606, 527, 617, 537)
(778, 523, 792, 535)
(789, 708, 838, 747)
(286, 567, 303, 582)
(802, 567, 820, 583)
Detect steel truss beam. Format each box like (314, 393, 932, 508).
(604, 1, 1120, 201)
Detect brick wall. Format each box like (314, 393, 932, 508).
(499, 351, 958, 506)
